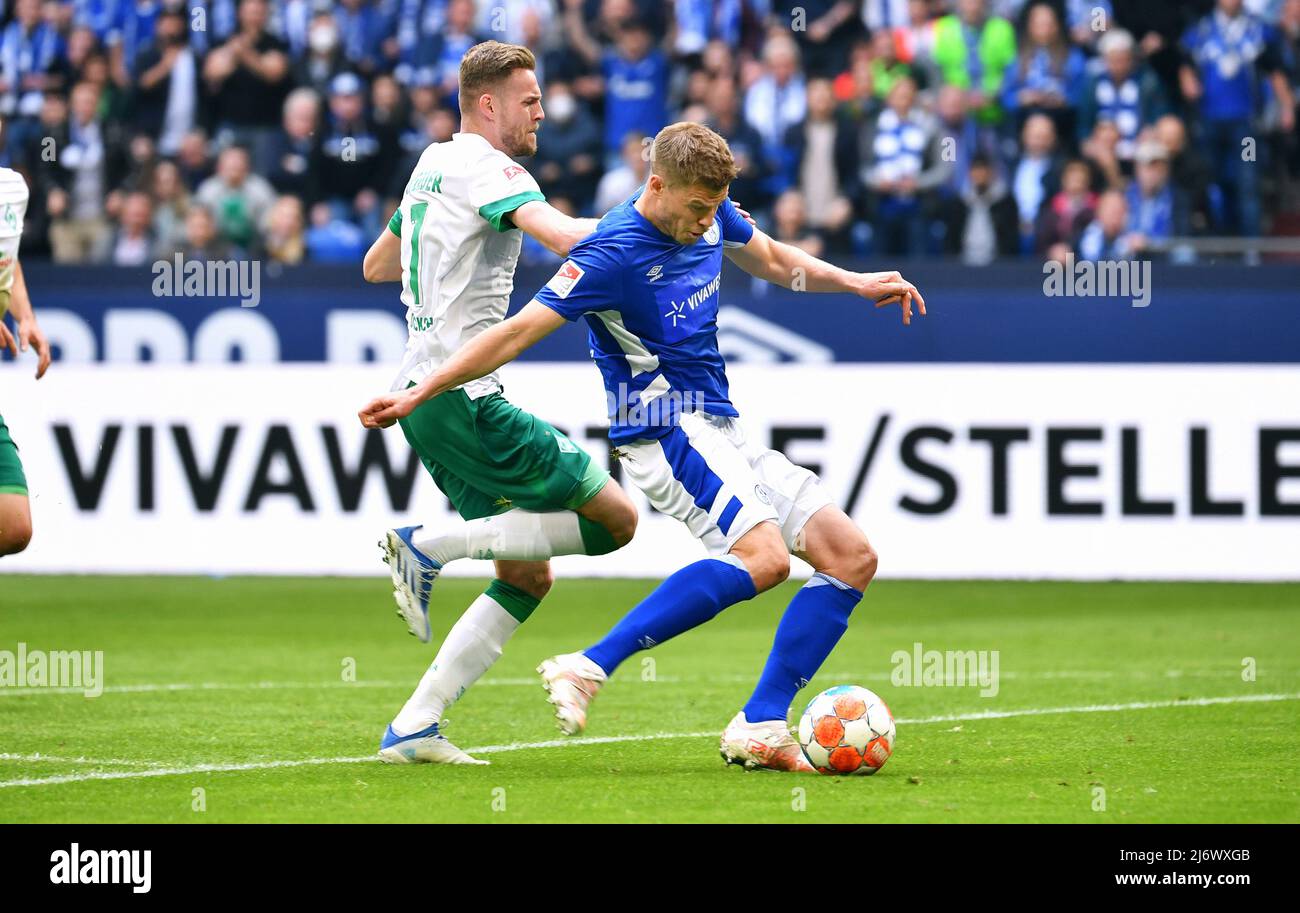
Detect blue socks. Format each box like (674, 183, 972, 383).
(584, 556, 757, 675)
(742, 573, 864, 723)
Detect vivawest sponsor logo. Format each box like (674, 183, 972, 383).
(50, 844, 151, 893)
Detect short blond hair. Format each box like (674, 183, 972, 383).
(650, 122, 739, 193)
(459, 41, 536, 113)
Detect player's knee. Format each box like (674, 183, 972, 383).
(749, 545, 791, 592)
(836, 539, 878, 592)
(0, 518, 32, 556)
(607, 500, 638, 549)
(499, 564, 553, 600)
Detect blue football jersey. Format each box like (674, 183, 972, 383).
(534, 190, 754, 444)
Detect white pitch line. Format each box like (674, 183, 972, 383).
(0, 692, 1295, 791)
(0, 753, 166, 768)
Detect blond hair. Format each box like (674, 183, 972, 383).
(649, 122, 739, 193)
(458, 41, 536, 113)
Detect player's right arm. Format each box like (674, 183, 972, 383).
(362, 212, 403, 282)
(359, 301, 565, 428)
(509, 201, 599, 257)
(359, 239, 621, 429)
(1, 261, 51, 379)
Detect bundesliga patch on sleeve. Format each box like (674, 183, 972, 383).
(546, 260, 584, 298)
(502, 164, 527, 181)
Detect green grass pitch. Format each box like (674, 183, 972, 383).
(1, 576, 1298, 823)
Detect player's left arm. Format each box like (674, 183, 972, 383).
(724, 227, 927, 325)
(508, 201, 599, 257)
(362, 214, 403, 282)
(1, 261, 51, 379)
(358, 301, 564, 429)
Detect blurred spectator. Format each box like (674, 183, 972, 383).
(566, 7, 669, 159)
(1180, 0, 1295, 236)
(780, 0, 859, 78)
(176, 127, 214, 191)
(784, 77, 853, 241)
(1010, 112, 1062, 251)
(930, 0, 1018, 125)
(1152, 114, 1212, 232)
(292, 6, 347, 97)
(1034, 157, 1095, 256)
(894, 0, 937, 65)
(195, 144, 276, 252)
(150, 158, 191, 254)
(1076, 189, 1133, 260)
(1124, 139, 1189, 254)
(1080, 117, 1126, 190)
(673, 0, 744, 59)
(1078, 28, 1169, 163)
(410, 0, 483, 103)
(182, 202, 245, 260)
(864, 76, 948, 257)
(130, 5, 198, 156)
(1000, 2, 1086, 137)
(532, 82, 602, 211)
(771, 188, 825, 256)
(941, 152, 1019, 264)
(202, 0, 292, 162)
(1, 0, 68, 164)
(110, 189, 156, 265)
(313, 70, 395, 237)
(745, 34, 807, 163)
(333, 0, 398, 77)
(304, 199, 367, 261)
(264, 86, 320, 199)
(263, 194, 307, 264)
(1065, 0, 1113, 52)
(46, 80, 125, 262)
(594, 131, 648, 213)
(706, 75, 770, 212)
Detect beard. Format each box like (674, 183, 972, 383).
(505, 127, 538, 158)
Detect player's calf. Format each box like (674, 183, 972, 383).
(796, 507, 879, 593)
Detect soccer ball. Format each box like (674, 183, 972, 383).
(797, 685, 895, 775)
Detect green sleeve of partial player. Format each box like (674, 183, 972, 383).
(477, 190, 547, 232)
(387, 210, 402, 236)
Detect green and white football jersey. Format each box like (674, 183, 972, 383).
(0, 167, 29, 317)
(389, 131, 545, 397)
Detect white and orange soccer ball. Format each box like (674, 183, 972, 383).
(797, 685, 895, 775)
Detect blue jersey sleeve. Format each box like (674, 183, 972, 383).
(533, 239, 623, 321)
(718, 197, 754, 248)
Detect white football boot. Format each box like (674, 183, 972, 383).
(537, 652, 607, 735)
(380, 526, 442, 643)
(719, 711, 815, 772)
(378, 723, 488, 765)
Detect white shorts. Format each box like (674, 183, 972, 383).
(618, 412, 834, 556)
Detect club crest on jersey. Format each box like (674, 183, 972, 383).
(502, 164, 527, 181)
(547, 260, 584, 298)
(703, 223, 720, 245)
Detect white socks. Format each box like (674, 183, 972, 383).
(415, 509, 589, 564)
(390, 590, 521, 736)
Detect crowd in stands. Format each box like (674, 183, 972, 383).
(3, 0, 1298, 266)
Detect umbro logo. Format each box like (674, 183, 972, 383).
(646, 264, 665, 282)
